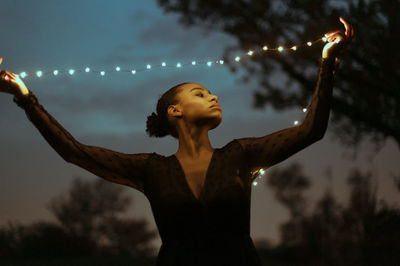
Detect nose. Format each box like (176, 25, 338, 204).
(210, 94, 218, 103)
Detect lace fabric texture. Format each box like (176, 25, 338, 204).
(14, 58, 335, 266)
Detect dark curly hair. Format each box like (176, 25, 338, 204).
(146, 82, 189, 139)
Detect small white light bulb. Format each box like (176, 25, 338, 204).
(253, 181, 258, 186)
(235, 56, 241, 62)
(207, 61, 212, 67)
(322, 36, 327, 42)
(177, 63, 182, 68)
(294, 120, 299, 125)
(162, 62, 166, 67)
(116, 66, 120, 71)
(278, 46, 284, 52)
(146, 64, 151, 69)
(307, 42, 312, 46)
(262, 46, 268, 51)
(192, 61, 196, 65)
(100, 71, 105, 76)
(20, 72, 27, 78)
(69, 69, 75, 75)
(247, 50, 254, 56)
(302, 108, 307, 113)
(53, 70, 58, 76)
(131, 70, 136, 75)
(36, 71, 42, 77)
(219, 60, 224, 64)
(85, 67, 90, 73)
(291, 46, 297, 51)
(259, 169, 265, 175)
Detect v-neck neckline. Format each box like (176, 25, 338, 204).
(171, 149, 218, 201)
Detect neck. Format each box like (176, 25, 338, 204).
(175, 123, 214, 159)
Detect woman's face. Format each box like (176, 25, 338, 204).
(172, 83, 222, 130)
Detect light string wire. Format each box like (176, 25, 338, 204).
(12, 35, 328, 186)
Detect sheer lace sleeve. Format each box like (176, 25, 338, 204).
(236, 58, 336, 171)
(13, 92, 150, 193)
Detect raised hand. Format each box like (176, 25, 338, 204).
(322, 17, 354, 59)
(0, 57, 30, 96)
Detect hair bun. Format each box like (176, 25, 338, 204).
(146, 112, 166, 137)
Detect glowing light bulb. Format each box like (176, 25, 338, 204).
(253, 181, 258, 186)
(68, 69, 75, 75)
(235, 56, 241, 62)
(294, 120, 299, 125)
(307, 42, 312, 46)
(262, 46, 268, 51)
(291, 46, 297, 51)
(146, 64, 151, 69)
(207, 61, 212, 67)
(131, 70, 136, 75)
(162, 62, 166, 67)
(20, 72, 27, 78)
(53, 70, 58, 76)
(177, 63, 182, 68)
(192, 61, 196, 65)
(36, 71, 42, 77)
(322, 36, 327, 42)
(85, 67, 90, 72)
(278, 46, 284, 52)
(116, 66, 120, 71)
(100, 71, 105, 76)
(303, 108, 307, 113)
(259, 169, 265, 175)
(247, 50, 254, 56)
(4, 75, 9, 80)
(219, 60, 224, 64)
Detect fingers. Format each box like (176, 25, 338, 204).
(339, 17, 354, 39)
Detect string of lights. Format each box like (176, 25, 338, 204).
(11, 35, 329, 187)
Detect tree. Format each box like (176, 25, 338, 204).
(156, 0, 400, 153)
(47, 178, 157, 258)
(264, 163, 400, 265)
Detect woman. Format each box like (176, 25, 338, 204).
(0, 17, 353, 266)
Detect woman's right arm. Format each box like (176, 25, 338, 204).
(1, 66, 150, 193)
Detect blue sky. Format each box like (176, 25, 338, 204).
(1, 0, 399, 252)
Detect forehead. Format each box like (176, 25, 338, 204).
(179, 83, 211, 94)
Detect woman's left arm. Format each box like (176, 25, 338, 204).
(235, 17, 354, 172)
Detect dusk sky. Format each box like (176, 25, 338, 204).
(1, 0, 399, 254)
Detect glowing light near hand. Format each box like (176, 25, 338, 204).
(259, 169, 265, 175)
(322, 37, 328, 42)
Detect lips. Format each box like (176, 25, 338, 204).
(210, 104, 221, 109)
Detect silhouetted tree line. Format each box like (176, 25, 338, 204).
(256, 162, 400, 266)
(1, 166, 399, 265)
(157, 0, 400, 153)
(0, 178, 158, 266)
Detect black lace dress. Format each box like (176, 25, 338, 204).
(13, 58, 336, 266)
